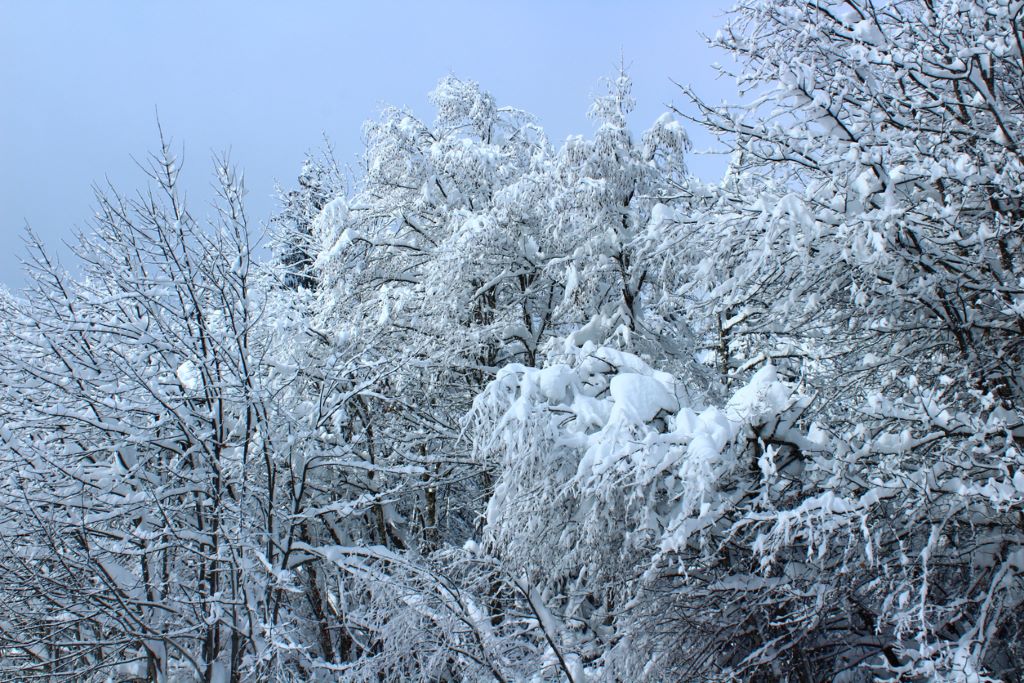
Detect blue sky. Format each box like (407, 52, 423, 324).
(0, 1, 735, 287)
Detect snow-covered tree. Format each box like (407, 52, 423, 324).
(630, 0, 1024, 678)
(302, 73, 707, 679)
(680, 0, 1024, 410)
(271, 149, 346, 291)
(471, 344, 824, 680)
(0, 139, 393, 681)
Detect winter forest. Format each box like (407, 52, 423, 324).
(2, 1, 1024, 681)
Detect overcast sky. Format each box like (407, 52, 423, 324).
(0, 1, 736, 288)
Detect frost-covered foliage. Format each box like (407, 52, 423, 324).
(3, 1, 1024, 680)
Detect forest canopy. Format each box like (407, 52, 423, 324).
(1, 1, 1023, 681)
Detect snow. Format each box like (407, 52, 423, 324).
(176, 359, 200, 390)
(562, 262, 579, 305)
(649, 202, 674, 226)
(608, 373, 676, 423)
(851, 19, 883, 45)
(724, 364, 790, 423)
(535, 364, 576, 403)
